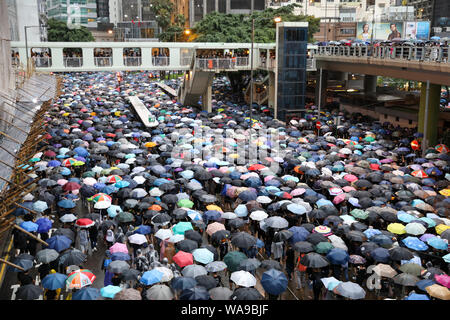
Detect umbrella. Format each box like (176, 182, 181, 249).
(206, 222, 226, 236)
(393, 273, 420, 286)
(75, 218, 95, 228)
(182, 264, 208, 278)
(223, 251, 248, 272)
(402, 236, 429, 251)
(36, 249, 59, 264)
(171, 277, 197, 291)
(120, 269, 141, 282)
(435, 275, 450, 289)
(372, 263, 397, 278)
(300, 252, 329, 268)
(209, 287, 233, 300)
(58, 249, 87, 267)
(370, 247, 390, 263)
(192, 248, 214, 264)
(426, 284, 450, 300)
(46, 235, 72, 252)
(195, 275, 217, 290)
(326, 248, 349, 265)
(334, 282, 366, 299)
(389, 247, 414, 261)
(114, 288, 142, 300)
(146, 285, 174, 300)
(399, 263, 424, 276)
(66, 269, 96, 289)
(404, 292, 430, 300)
(141, 269, 164, 285)
(231, 232, 257, 249)
(59, 214, 77, 223)
(42, 272, 67, 290)
(261, 268, 288, 295)
(173, 221, 194, 235)
(109, 242, 128, 254)
(405, 222, 427, 235)
(230, 270, 257, 287)
(264, 216, 289, 229)
(16, 284, 43, 300)
(206, 261, 228, 273)
(349, 255, 366, 264)
(107, 260, 130, 274)
(35, 218, 52, 233)
(72, 287, 100, 300)
(176, 239, 198, 252)
(230, 287, 263, 300)
(128, 233, 147, 245)
(100, 285, 122, 298)
(179, 286, 210, 300)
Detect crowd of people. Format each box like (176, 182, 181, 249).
(5, 71, 449, 301)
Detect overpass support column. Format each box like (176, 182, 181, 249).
(202, 83, 212, 113)
(364, 75, 378, 94)
(268, 71, 275, 109)
(418, 82, 441, 151)
(315, 69, 328, 109)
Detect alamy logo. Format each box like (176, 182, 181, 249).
(67, 4, 81, 30)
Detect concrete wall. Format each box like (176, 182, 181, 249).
(0, 0, 14, 132)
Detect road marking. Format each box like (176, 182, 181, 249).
(0, 237, 14, 286)
(10, 284, 19, 300)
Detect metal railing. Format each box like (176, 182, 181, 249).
(180, 56, 193, 66)
(124, 56, 142, 66)
(63, 57, 83, 67)
(152, 56, 170, 66)
(94, 57, 112, 67)
(34, 57, 52, 68)
(195, 57, 249, 70)
(314, 45, 449, 63)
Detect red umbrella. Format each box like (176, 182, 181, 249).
(411, 170, 428, 178)
(44, 150, 56, 157)
(248, 164, 266, 171)
(173, 251, 194, 268)
(280, 192, 293, 199)
(63, 182, 82, 191)
(76, 218, 95, 228)
(344, 174, 358, 182)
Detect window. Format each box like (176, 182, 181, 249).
(340, 28, 355, 35)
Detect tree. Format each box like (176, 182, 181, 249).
(192, 4, 320, 43)
(158, 14, 187, 42)
(150, 0, 174, 33)
(47, 18, 95, 42)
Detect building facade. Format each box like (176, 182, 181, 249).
(46, 0, 98, 29)
(7, 0, 47, 42)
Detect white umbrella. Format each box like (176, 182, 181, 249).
(154, 267, 173, 282)
(168, 234, 184, 243)
(230, 271, 256, 288)
(249, 211, 268, 221)
(155, 228, 173, 240)
(221, 212, 238, 220)
(328, 235, 348, 251)
(146, 284, 174, 300)
(132, 175, 146, 185)
(82, 177, 97, 186)
(94, 200, 111, 209)
(128, 234, 147, 245)
(182, 264, 207, 278)
(60, 214, 77, 223)
(131, 188, 147, 198)
(256, 196, 272, 204)
(23, 193, 34, 201)
(264, 216, 289, 229)
(150, 188, 164, 197)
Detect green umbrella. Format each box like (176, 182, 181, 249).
(350, 209, 368, 220)
(29, 157, 41, 162)
(177, 199, 194, 209)
(315, 242, 334, 254)
(82, 171, 95, 178)
(398, 263, 424, 276)
(364, 136, 375, 142)
(223, 251, 247, 273)
(172, 222, 193, 235)
(72, 161, 85, 166)
(100, 169, 111, 175)
(117, 211, 134, 223)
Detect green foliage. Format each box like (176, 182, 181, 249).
(47, 18, 95, 42)
(150, 0, 174, 33)
(193, 4, 320, 43)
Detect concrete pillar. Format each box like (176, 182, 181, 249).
(51, 48, 64, 70)
(112, 47, 124, 67)
(81, 47, 95, 69)
(268, 71, 275, 109)
(364, 75, 378, 94)
(418, 82, 441, 149)
(169, 47, 181, 69)
(315, 69, 328, 109)
(203, 0, 207, 17)
(202, 83, 212, 113)
(141, 47, 152, 67)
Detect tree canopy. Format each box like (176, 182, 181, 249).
(47, 18, 95, 42)
(192, 4, 320, 43)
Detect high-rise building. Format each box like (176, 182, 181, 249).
(407, 0, 449, 36)
(46, 0, 98, 29)
(7, 0, 47, 42)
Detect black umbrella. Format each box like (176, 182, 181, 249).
(58, 248, 87, 267)
(53, 228, 75, 242)
(16, 284, 43, 300)
(211, 230, 231, 243)
(345, 230, 367, 242)
(195, 275, 217, 290)
(151, 213, 172, 225)
(176, 239, 198, 252)
(120, 268, 140, 281)
(238, 258, 261, 272)
(260, 259, 282, 270)
(179, 286, 210, 300)
(230, 287, 263, 300)
(300, 252, 329, 268)
(306, 233, 327, 245)
(184, 230, 203, 244)
(293, 241, 315, 253)
(301, 223, 315, 232)
(273, 230, 293, 242)
(228, 218, 246, 229)
(389, 247, 414, 261)
(231, 232, 257, 249)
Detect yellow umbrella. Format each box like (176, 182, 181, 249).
(229, 154, 239, 159)
(62, 112, 70, 117)
(114, 111, 121, 116)
(387, 223, 406, 235)
(206, 205, 223, 212)
(109, 166, 119, 170)
(435, 224, 450, 235)
(439, 189, 450, 197)
(426, 284, 450, 300)
(90, 112, 96, 116)
(145, 142, 157, 148)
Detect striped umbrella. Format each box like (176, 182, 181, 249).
(90, 193, 112, 202)
(435, 144, 449, 153)
(62, 158, 77, 167)
(66, 269, 96, 289)
(106, 175, 123, 183)
(312, 226, 333, 237)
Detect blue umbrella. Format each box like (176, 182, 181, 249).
(171, 277, 197, 290)
(316, 199, 334, 208)
(93, 183, 106, 190)
(416, 279, 436, 291)
(111, 252, 131, 261)
(60, 167, 71, 176)
(370, 247, 390, 263)
(115, 180, 130, 189)
(245, 177, 262, 188)
(72, 287, 100, 300)
(286, 204, 306, 215)
(46, 235, 72, 252)
(179, 286, 210, 300)
(100, 285, 122, 298)
(192, 248, 214, 264)
(427, 237, 448, 250)
(326, 248, 349, 265)
(107, 205, 122, 218)
(261, 269, 288, 295)
(47, 160, 61, 167)
(204, 210, 221, 221)
(20, 221, 38, 232)
(404, 292, 430, 300)
(363, 228, 382, 239)
(397, 213, 416, 223)
(238, 190, 257, 202)
(57, 199, 76, 209)
(234, 204, 248, 217)
(288, 226, 310, 243)
(35, 217, 52, 233)
(41, 273, 67, 290)
(140, 269, 164, 285)
(32, 201, 48, 212)
(74, 147, 89, 158)
(134, 225, 151, 235)
(370, 234, 393, 247)
(402, 236, 429, 251)
(11, 257, 34, 272)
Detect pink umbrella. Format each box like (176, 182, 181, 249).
(342, 186, 356, 192)
(290, 188, 306, 197)
(333, 193, 347, 205)
(109, 242, 128, 254)
(435, 274, 450, 289)
(329, 187, 343, 196)
(206, 222, 226, 236)
(344, 174, 358, 182)
(57, 179, 68, 186)
(264, 176, 275, 182)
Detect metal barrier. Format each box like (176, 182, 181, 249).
(315, 45, 449, 63)
(34, 57, 52, 68)
(63, 57, 83, 67)
(94, 57, 112, 67)
(124, 57, 142, 66)
(195, 57, 249, 70)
